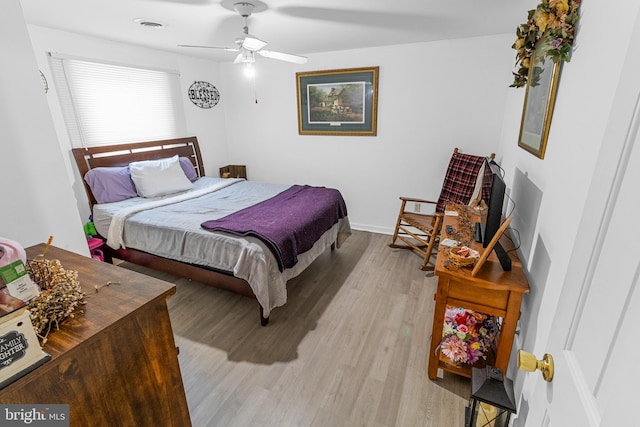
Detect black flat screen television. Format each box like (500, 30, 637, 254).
(476, 161, 512, 271)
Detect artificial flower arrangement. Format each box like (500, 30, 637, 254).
(438, 306, 499, 366)
(511, 0, 581, 88)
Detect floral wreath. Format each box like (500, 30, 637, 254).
(511, 0, 581, 88)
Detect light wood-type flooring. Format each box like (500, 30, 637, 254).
(119, 230, 471, 426)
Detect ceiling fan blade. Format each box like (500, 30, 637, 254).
(257, 50, 308, 64)
(241, 35, 267, 52)
(178, 44, 239, 52)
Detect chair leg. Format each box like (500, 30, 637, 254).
(389, 200, 408, 246)
(419, 214, 443, 271)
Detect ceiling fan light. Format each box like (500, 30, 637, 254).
(243, 62, 256, 78)
(243, 51, 255, 63)
(234, 50, 255, 64)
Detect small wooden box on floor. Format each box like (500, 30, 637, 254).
(0, 244, 191, 427)
(428, 205, 530, 380)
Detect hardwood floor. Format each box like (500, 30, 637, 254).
(119, 230, 471, 426)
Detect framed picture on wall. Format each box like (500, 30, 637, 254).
(296, 67, 379, 136)
(517, 46, 561, 159)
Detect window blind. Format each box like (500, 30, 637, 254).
(49, 54, 186, 148)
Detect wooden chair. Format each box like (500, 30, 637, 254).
(389, 149, 495, 270)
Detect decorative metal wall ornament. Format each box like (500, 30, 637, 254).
(40, 70, 49, 94)
(188, 81, 220, 109)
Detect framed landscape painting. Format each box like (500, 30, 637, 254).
(296, 67, 379, 136)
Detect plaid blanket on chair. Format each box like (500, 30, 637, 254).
(435, 152, 492, 213)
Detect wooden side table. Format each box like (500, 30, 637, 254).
(428, 206, 530, 380)
(219, 164, 247, 179)
(0, 244, 191, 426)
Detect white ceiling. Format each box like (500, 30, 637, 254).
(19, 0, 533, 63)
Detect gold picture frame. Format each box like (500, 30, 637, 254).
(517, 46, 561, 159)
(296, 67, 379, 136)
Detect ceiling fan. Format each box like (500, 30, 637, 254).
(179, 1, 308, 65)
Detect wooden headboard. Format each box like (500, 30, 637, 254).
(72, 136, 205, 209)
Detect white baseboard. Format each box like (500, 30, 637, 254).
(349, 223, 394, 236)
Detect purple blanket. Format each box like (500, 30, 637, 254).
(201, 185, 348, 272)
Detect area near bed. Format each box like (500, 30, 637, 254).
(72, 136, 351, 324)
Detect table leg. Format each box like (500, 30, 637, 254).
(428, 277, 450, 379)
(493, 292, 523, 374)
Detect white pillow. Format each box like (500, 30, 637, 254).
(129, 155, 194, 198)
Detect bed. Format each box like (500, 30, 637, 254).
(72, 136, 351, 325)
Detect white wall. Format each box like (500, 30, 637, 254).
(0, 0, 87, 254)
(26, 25, 230, 223)
(25, 21, 516, 236)
(221, 35, 516, 233)
(493, 0, 640, 421)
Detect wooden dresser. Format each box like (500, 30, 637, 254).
(0, 244, 191, 426)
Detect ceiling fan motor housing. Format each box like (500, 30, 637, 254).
(234, 2, 255, 18)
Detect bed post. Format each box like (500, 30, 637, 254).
(260, 306, 269, 326)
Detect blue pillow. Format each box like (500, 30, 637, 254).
(84, 166, 138, 204)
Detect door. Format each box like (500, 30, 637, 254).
(523, 14, 640, 427)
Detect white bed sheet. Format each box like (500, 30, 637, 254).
(92, 177, 351, 317)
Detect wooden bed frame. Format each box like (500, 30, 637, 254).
(72, 136, 269, 325)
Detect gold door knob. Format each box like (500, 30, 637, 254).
(517, 350, 554, 382)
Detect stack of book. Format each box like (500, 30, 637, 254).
(0, 259, 50, 390)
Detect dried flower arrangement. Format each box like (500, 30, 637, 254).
(27, 256, 86, 344)
(438, 306, 499, 366)
(511, 0, 581, 88)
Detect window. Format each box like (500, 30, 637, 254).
(49, 54, 186, 148)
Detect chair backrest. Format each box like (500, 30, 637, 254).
(435, 151, 493, 213)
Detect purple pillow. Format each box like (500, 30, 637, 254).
(84, 166, 138, 204)
(179, 157, 198, 182)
